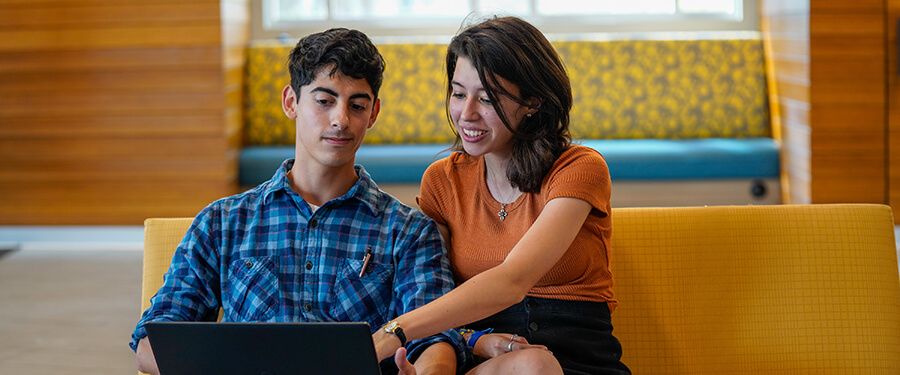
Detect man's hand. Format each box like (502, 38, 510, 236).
(373, 329, 403, 361)
(394, 347, 417, 375)
(135, 337, 160, 375)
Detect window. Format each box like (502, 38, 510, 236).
(261, 0, 754, 38)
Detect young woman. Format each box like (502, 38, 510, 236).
(374, 16, 631, 375)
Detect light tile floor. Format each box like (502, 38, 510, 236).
(0, 249, 142, 375)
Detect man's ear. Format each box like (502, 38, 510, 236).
(367, 98, 381, 129)
(282, 85, 298, 119)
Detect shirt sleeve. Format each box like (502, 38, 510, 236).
(390, 212, 466, 366)
(545, 146, 612, 217)
(416, 158, 449, 226)
(129, 205, 224, 352)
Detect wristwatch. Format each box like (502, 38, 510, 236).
(382, 320, 407, 346)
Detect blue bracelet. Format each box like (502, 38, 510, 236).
(466, 328, 493, 347)
(467, 331, 486, 347)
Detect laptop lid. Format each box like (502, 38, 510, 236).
(145, 321, 382, 375)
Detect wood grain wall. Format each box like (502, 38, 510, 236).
(761, 0, 887, 205)
(888, 0, 900, 215)
(0, 0, 248, 225)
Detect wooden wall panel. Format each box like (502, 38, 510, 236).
(889, 0, 900, 217)
(0, 0, 249, 225)
(762, 0, 887, 206)
(760, 1, 811, 204)
(808, 1, 886, 204)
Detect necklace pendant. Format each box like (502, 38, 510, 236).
(498, 204, 507, 221)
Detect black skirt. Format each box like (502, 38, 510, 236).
(464, 296, 631, 375)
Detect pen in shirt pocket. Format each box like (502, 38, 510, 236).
(359, 246, 372, 278)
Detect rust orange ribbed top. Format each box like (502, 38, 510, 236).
(417, 145, 617, 311)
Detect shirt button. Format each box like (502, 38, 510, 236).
(304, 304, 312, 311)
(244, 261, 253, 269)
(309, 219, 318, 228)
(305, 261, 313, 270)
(529, 322, 539, 332)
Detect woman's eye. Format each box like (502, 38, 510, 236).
(451, 92, 465, 99)
(479, 97, 492, 104)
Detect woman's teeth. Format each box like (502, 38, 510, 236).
(463, 129, 486, 137)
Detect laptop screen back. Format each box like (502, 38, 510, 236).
(145, 321, 382, 375)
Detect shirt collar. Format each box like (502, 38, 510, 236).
(262, 159, 383, 216)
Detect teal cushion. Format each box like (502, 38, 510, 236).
(580, 138, 779, 180)
(239, 138, 779, 186)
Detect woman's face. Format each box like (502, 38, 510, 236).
(449, 57, 532, 158)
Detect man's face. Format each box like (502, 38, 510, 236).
(282, 67, 380, 170)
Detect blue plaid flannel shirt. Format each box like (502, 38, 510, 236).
(131, 159, 464, 364)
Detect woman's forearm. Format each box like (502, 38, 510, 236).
(402, 263, 530, 340)
(373, 198, 593, 361)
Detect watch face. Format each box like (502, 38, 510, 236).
(385, 321, 397, 332)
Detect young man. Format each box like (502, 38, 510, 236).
(131, 28, 462, 375)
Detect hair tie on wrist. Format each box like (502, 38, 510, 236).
(466, 328, 493, 347)
(467, 331, 486, 347)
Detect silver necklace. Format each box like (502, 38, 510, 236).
(486, 161, 517, 221)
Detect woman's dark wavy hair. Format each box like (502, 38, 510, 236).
(288, 28, 385, 100)
(446, 16, 572, 193)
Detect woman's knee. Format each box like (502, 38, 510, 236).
(514, 349, 563, 375)
(470, 348, 563, 375)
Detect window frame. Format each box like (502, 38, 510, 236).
(254, 0, 758, 40)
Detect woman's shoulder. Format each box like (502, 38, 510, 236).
(552, 144, 608, 171)
(424, 151, 480, 178)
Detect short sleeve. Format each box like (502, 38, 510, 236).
(416, 158, 451, 226)
(544, 146, 612, 217)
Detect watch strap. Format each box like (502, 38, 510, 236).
(384, 321, 407, 346)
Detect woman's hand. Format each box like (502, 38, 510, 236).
(473, 333, 549, 359)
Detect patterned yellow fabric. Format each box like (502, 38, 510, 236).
(244, 42, 294, 146)
(558, 39, 769, 139)
(244, 39, 769, 145)
(141, 204, 900, 373)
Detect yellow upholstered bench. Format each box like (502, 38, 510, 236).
(141, 204, 900, 373)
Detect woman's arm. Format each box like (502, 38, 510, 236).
(374, 197, 593, 360)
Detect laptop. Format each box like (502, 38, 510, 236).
(145, 321, 382, 375)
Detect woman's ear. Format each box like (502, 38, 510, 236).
(527, 97, 543, 114)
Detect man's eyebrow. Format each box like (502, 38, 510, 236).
(309, 87, 372, 101)
(310, 87, 338, 96)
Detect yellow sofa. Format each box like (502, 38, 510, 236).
(141, 204, 900, 373)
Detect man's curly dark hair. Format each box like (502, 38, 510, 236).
(287, 28, 385, 101)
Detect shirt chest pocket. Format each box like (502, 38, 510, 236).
(226, 256, 281, 322)
(328, 258, 394, 324)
